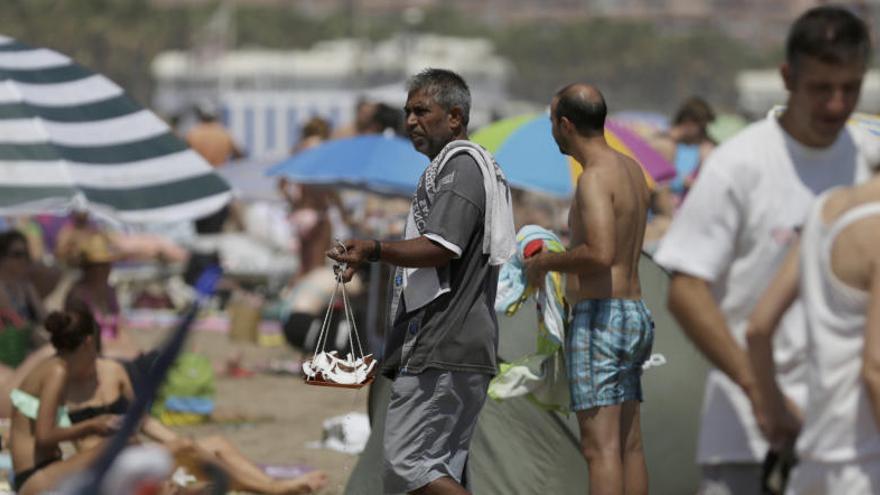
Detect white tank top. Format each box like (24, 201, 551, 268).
(796, 191, 880, 462)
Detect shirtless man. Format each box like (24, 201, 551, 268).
(525, 84, 653, 495)
(185, 103, 244, 168)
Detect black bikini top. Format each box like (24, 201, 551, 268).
(68, 396, 129, 424)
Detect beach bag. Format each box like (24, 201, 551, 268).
(152, 352, 215, 424)
(228, 291, 263, 343)
(0, 310, 30, 367)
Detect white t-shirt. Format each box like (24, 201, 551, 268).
(797, 195, 880, 463)
(654, 114, 879, 464)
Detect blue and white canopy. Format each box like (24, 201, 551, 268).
(0, 35, 231, 223)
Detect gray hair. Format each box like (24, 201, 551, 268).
(406, 68, 471, 127)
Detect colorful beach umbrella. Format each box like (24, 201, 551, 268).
(472, 114, 676, 198)
(267, 134, 428, 196)
(850, 111, 880, 136)
(610, 110, 669, 138)
(0, 35, 231, 223)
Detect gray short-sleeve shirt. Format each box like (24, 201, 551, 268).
(382, 153, 500, 378)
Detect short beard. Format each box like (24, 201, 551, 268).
(555, 138, 569, 156)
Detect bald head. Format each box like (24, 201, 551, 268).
(553, 83, 607, 137)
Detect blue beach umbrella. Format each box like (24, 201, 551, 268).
(267, 134, 428, 196)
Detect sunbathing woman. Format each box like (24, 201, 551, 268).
(8, 309, 120, 495)
(11, 308, 328, 494)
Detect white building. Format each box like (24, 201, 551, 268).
(151, 35, 511, 157)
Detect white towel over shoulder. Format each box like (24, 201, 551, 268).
(394, 140, 516, 315)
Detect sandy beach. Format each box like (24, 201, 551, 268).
(132, 325, 368, 495)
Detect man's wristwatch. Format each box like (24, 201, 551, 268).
(367, 239, 381, 262)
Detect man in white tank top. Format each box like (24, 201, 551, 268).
(655, 6, 879, 494)
(747, 161, 880, 493)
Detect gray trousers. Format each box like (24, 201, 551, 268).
(382, 369, 490, 494)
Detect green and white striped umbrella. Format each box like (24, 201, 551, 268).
(0, 35, 231, 223)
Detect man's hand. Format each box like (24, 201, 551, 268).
(752, 393, 802, 451)
(326, 239, 374, 282)
(523, 254, 548, 290)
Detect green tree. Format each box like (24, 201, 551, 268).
(0, 2, 780, 114)
(494, 18, 774, 113)
(2, 0, 207, 105)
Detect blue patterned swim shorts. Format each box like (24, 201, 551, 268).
(566, 299, 654, 411)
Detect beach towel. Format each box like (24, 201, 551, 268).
(151, 352, 215, 424)
(489, 225, 570, 412)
